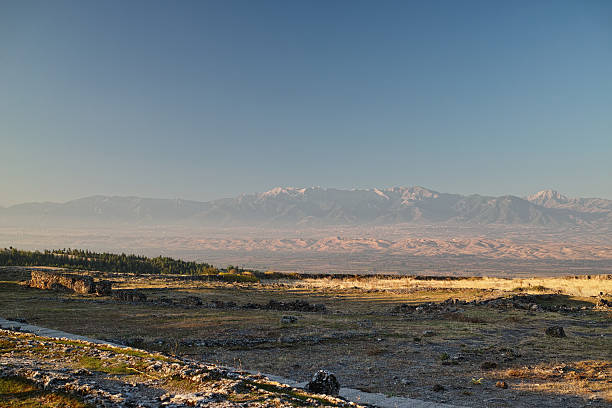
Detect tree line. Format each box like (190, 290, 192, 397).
(0, 247, 230, 275)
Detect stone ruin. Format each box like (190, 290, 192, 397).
(29, 269, 112, 296)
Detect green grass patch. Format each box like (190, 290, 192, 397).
(96, 344, 174, 361)
(246, 380, 342, 406)
(45, 338, 173, 361)
(0, 376, 91, 407)
(77, 356, 131, 375)
(217, 272, 259, 283)
(0, 377, 38, 395)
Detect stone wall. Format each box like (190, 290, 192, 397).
(29, 270, 112, 295)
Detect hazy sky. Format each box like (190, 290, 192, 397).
(1, 0, 611, 206)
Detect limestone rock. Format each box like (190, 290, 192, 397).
(29, 270, 111, 295)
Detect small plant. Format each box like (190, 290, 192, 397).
(439, 352, 450, 361)
(471, 377, 484, 385)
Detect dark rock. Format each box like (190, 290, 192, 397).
(358, 320, 373, 328)
(112, 290, 147, 302)
(267, 299, 326, 313)
(280, 315, 298, 324)
(49, 282, 72, 292)
(93, 280, 112, 296)
(124, 337, 144, 347)
(545, 326, 566, 338)
(242, 302, 258, 309)
(481, 361, 498, 370)
(180, 296, 203, 306)
(596, 298, 612, 308)
(208, 300, 236, 308)
(432, 384, 445, 392)
(306, 370, 340, 396)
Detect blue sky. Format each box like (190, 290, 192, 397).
(1, 0, 611, 205)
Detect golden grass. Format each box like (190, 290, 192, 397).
(499, 360, 612, 402)
(285, 275, 611, 297)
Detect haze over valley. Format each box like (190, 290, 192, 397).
(2, 187, 611, 276)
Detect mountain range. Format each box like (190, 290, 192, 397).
(2, 187, 611, 228)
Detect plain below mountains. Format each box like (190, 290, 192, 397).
(1, 187, 611, 228)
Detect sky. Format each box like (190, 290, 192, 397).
(1, 0, 611, 206)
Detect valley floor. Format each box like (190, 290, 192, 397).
(1, 267, 610, 407)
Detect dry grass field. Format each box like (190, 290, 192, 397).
(1, 266, 610, 407)
(290, 275, 611, 297)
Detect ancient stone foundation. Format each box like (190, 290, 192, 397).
(29, 270, 112, 295)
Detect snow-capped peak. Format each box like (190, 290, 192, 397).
(259, 187, 318, 199)
(373, 188, 390, 200)
(527, 189, 569, 204)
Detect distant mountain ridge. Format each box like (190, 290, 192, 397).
(525, 189, 612, 213)
(2, 187, 612, 228)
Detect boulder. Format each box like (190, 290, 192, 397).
(306, 370, 340, 396)
(49, 282, 72, 292)
(94, 280, 112, 296)
(112, 290, 147, 302)
(280, 315, 298, 324)
(266, 300, 326, 313)
(545, 326, 566, 338)
(180, 296, 203, 306)
(432, 384, 445, 392)
(29, 270, 111, 295)
(481, 361, 498, 370)
(596, 298, 611, 308)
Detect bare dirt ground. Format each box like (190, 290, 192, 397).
(1, 266, 611, 407)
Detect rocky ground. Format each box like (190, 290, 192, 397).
(0, 329, 360, 407)
(1, 267, 611, 407)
